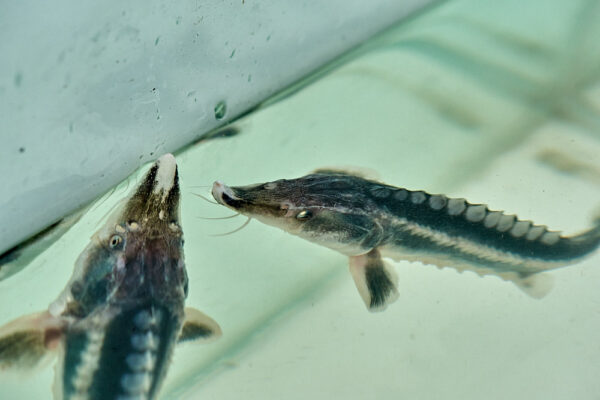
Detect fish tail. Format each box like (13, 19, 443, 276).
(514, 217, 600, 298)
(562, 215, 600, 260)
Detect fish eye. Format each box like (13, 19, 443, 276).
(296, 210, 312, 220)
(109, 234, 123, 249)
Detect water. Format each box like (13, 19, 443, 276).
(2, 0, 600, 398)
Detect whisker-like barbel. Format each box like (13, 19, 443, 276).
(192, 192, 220, 205)
(209, 216, 252, 237)
(197, 213, 240, 220)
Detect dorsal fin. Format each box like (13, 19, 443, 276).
(311, 166, 380, 181)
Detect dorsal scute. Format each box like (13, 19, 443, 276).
(383, 186, 562, 245)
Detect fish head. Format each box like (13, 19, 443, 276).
(51, 154, 187, 318)
(211, 170, 383, 255)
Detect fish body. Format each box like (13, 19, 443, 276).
(211, 169, 600, 311)
(0, 154, 221, 400)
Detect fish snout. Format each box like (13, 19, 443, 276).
(121, 153, 181, 228)
(154, 154, 178, 194)
(140, 153, 179, 203)
(212, 181, 241, 208)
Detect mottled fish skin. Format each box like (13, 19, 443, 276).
(211, 169, 600, 307)
(0, 155, 184, 400)
(61, 305, 181, 400)
(52, 153, 187, 400)
(0, 154, 221, 399)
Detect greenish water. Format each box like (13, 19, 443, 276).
(2, 0, 600, 398)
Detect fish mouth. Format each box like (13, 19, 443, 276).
(212, 181, 293, 222)
(121, 154, 181, 230)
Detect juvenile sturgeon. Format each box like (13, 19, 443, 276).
(0, 154, 221, 400)
(211, 169, 600, 311)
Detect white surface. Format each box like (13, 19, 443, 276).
(0, 0, 434, 255)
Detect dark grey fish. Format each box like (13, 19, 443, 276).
(211, 169, 600, 311)
(0, 154, 221, 400)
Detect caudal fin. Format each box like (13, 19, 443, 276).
(349, 249, 399, 312)
(561, 215, 600, 261)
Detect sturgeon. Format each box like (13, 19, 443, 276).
(0, 154, 221, 399)
(211, 169, 600, 311)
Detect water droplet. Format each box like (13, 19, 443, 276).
(214, 101, 227, 120)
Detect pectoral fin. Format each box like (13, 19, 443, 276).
(178, 307, 222, 343)
(349, 249, 399, 312)
(0, 311, 64, 370)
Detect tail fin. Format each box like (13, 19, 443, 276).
(563, 214, 600, 259)
(349, 249, 399, 312)
(512, 216, 600, 297)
